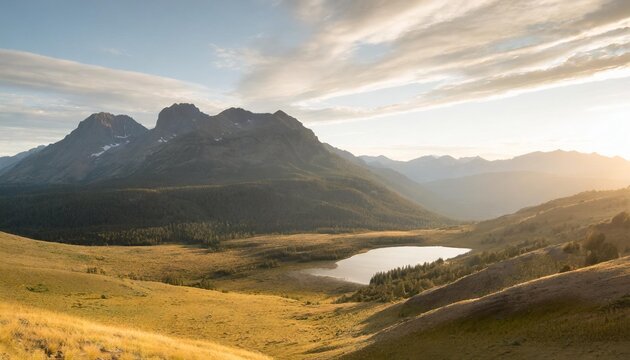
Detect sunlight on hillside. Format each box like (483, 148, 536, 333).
(0, 302, 269, 360)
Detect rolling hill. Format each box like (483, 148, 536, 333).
(1, 185, 629, 359)
(0, 230, 404, 359)
(336, 191, 630, 358)
(344, 257, 630, 360)
(419, 171, 629, 220)
(0, 302, 270, 360)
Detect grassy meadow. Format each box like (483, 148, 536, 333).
(0, 231, 414, 359)
(1, 188, 629, 359)
(0, 302, 270, 360)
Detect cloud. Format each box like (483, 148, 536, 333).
(238, 0, 630, 123)
(99, 47, 130, 57)
(0, 49, 232, 125)
(2, 1, 630, 156)
(210, 44, 267, 71)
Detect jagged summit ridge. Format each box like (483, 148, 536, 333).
(0, 104, 334, 185)
(154, 103, 207, 135)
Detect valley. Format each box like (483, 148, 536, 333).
(4, 1, 630, 358)
(0, 106, 629, 359)
(1, 186, 629, 359)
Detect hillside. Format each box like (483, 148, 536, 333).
(451, 186, 630, 250)
(420, 171, 629, 220)
(0, 105, 447, 244)
(1, 186, 629, 359)
(0, 230, 407, 359)
(344, 257, 630, 359)
(0, 302, 269, 360)
(1, 113, 147, 183)
(0, 178, 444, 245)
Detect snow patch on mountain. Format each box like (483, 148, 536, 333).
(90, 142, 127, 157)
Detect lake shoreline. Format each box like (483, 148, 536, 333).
(303, 246, 471, 285)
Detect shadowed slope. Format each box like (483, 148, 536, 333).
(344, 257, 630, 359)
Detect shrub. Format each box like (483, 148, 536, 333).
(611, 211, 630, 227)
(584, 232, 606, 252)
(563, 241, 580, 254)
(583, 233, 619, 266)
(559, 264, 573, 273)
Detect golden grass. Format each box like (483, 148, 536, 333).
(0, 229, 450, 300)
(0, 302, 270, 360)
(0, 230, 439, 280)
(2, 230, 439, 358)
(344, 257, 630, 359)
(2, 193, 628, 360)
(450, 187, 630, 251)
(0, 258, 387, 359)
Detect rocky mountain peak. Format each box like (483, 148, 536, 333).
(72, 113, 147, 143)
(155, 103, 206, 135)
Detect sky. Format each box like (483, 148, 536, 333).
(1, 0, 629, 160)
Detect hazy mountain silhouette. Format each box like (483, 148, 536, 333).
(359, 151, 630, 220)
(362, 151, 630, 182)
(0, 145, 46, 174)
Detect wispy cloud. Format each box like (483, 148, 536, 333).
(0, 49, 233, 126)
(0, 49, 236, 154)
(99, 47, 130, 57)
(210, 43, 266, 71)
(237, 0, 630, 123)
(2, 1, 630, 156)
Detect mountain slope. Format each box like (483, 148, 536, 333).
(0, 105, 447, 243)
(324, 144, 447, 217)
(360, 151, 630, 220)
(344, 257, 630, 360)
(420, 171, 629, 220)
(1, 113, 147, 183)
(97, 107, 349, 186)
(362, 151, 630, 183)
(0, 145, 46, 174)
(1, 105, 407, 187)
(0, 178, 445, 245)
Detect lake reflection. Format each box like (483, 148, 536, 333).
(304, 246, 470, 284)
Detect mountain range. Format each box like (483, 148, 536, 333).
(361, 151, 630, 182)
(0, 104, 445, 243)
(0, 145, 46, 175)
(358, 151, 630, 220)
(2, 103, 629, 240)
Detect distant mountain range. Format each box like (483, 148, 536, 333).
(358, 152, 630, 220)
(361, 151, 630, 182)
(2, 104, 629, 240)
(0, 104, 445, 244)
(0, 145, 46, 175)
